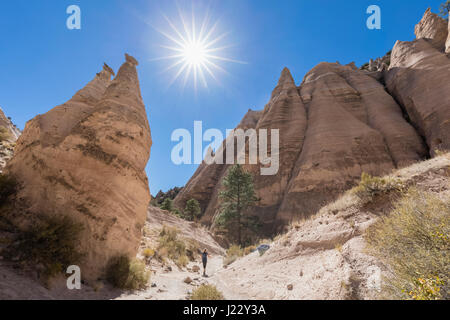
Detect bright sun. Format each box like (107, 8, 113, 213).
(153, 7, 245, 90)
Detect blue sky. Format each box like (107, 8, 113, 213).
(0, 0, 444, 195)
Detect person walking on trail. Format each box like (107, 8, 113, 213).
(202, 249, 209, 277)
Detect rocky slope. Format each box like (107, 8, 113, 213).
(4, 54, 152, 281)
(175, 8, 448, 236)
(211, 153, 450, 300)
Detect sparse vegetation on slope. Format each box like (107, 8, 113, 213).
(156, 226, 199, 268)
(352, 172, 405, 205)
(365, 189, 449, 300)
(190, 284, 224, 300)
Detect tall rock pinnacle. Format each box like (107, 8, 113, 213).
(5, 54, 152, 281)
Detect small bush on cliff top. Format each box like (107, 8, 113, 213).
(191, 284, 224, 300)
(352, 172, 405, 204)
(106, 255, 150, 290)
(365, 189, 449, 300)
(10, 215, 84, 278)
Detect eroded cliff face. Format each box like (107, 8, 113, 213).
(5, 54, 152, 281)
(175, 8, 448, 236)
(0, 107, 20, 172)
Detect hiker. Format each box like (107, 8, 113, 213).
(202, 249, 209, 276)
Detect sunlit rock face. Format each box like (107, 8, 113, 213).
(175, 62, 427, 235)
(6, 54, 152, 281)
(386, 37, 450, 155)
(414, 8, 448, 51)
(0, 107, 21, 172)
(446, 16, 450, 54)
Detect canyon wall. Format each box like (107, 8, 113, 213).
(175, 8, 448, 236)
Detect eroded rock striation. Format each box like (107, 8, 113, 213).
(5, 54, 152, 281)
(414, 8, 448, 51)
(176, 9, 450, 236)
(386, 39, 450, 154)
(175, 62, 428, 235)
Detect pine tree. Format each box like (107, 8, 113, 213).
(215, 164, 259, 246)
(184, 199, 202, 221)
(160, 198, 173, 212)
(440, 0, 450, 19)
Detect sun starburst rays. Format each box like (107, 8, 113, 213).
(154, 8, 245, 91)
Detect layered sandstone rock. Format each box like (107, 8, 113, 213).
(386, 38, 450, 154)
(6, 54, 152, 281)
(175, 64, 427, 234)
(414, 8, 448, 51)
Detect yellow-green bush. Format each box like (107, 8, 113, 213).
(142, 248, 155, 259)
(190, 284, 224, 300)
(106, 255, 149, 290)
(157, 226, 189, 267)
(365, 189, 449, 300)
(352, 172, 405, 204)
(0, 127, 11, 142)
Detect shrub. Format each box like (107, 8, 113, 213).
(0, 127, 11, 142)
(142, 248, 155, 259)
(223, 244, 244, 266)
(9, 215, 84, 278)
(365, 189, 449, 300)
(106, 255, 149, 290)
(160, 198, 173, 212)
(157, 226, 189, 267)
(184, 199, 202, 221)
(226, 244, 244, 258)
(352, 172, 405, 204)
(0, 174, 17, 206)
(176, 255, 189, 268)
(243, 245, 256, 256)
(190, 284, 224, 300)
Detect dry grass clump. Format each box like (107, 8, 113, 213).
(223, 244, 256, 266)
(106, 255, 150, 290)
(365, 189, 449, 300)
(0, 127, 11, 142)
(352, 172, 405, 204)
(190, 284, 224, 300)
(157, 226, 190, 268)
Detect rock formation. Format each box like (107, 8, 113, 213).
(447, 17, 450, 53)
(175, 62, 428, 235)
(414, 8, 448, 51)
(175, 8, 450, 236)
(0, 107, 20, 172)
(386, 28, 450, 154)
(5, 54, 152, 281)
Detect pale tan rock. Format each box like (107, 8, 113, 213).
(6, 55, 152, 281)
(0, 107, 20, 172)
(275, 62, 426, 228)
(176, 64, 427, 235)
(414, 8, 448, 51)
(446, 17, 450, 54)
(386, 38, 450, 154)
